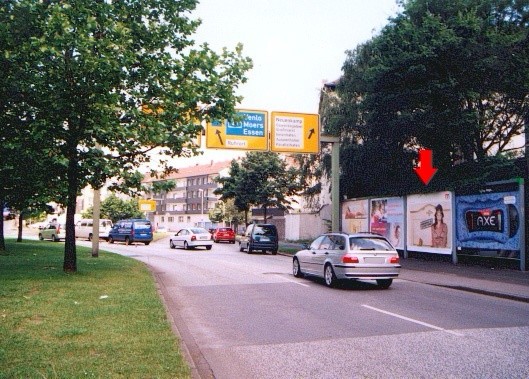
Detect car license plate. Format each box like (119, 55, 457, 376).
(260, 236, 270, 242)
(199, 236, 208, 240)
(364, 257, 385, 264)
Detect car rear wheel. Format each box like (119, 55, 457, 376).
(206, 245, 212, 250)
(324, 264, 337, 287)
(271, 250, 277, 255)
(144, 242, 150, 246)
(247, 247, 253, 254)
(170, 240, 175, 249)
(88, 233, 93, 242)
(109, 236, 114, 244)
(52, 234, 58, 242)
(125, 237, 131, 245)
(184, 241, 189, 250)
(293, 258, 303, 278)
(376, 279, 393, 289)
(38, 234, 43, 240)
(239, 243, 244, 252)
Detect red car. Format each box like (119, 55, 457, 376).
(212, 227, 236, 244)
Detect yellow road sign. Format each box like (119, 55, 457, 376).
(206, 109, 268, 151)
(270, 112, 320, 154)
(138, 199, 157, 212)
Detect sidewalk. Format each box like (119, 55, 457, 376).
(398, 256, 529, 303)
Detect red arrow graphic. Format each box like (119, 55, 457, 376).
(414, 149, 438, 185)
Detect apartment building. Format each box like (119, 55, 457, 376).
(143, 160, 232, 231)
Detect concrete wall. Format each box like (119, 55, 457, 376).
(284, 204, 331, 241)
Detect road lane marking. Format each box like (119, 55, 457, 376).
(277, 275, 310, 287)
(362, 304, 465, 336)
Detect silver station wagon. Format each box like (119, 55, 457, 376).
(293, 233, 401, 288)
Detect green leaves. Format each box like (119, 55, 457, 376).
(1, 0, 252, 268)
(214, 152, 304, 220)
(323, 0, 529, 198)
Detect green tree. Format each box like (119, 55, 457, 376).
(214, 159, 254, 225)
(3, 1, 252, 271)
(215, 152, 304, 223)
(82, 194, 144, 224)
(316, 0, 529, 198)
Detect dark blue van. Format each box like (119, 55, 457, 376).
(108, 219, 153, 245)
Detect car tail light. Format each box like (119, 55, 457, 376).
(342, 255, 359, 264)
(389, 256, 400, 264)
(56, 225, 60, 234)
(191, 235, 196, 241)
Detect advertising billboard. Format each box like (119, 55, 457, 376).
(456, 184, 521, 258)
(406, 192, 453, 255)
(369, 197, 405, 250)
(342, 199, 369, 234)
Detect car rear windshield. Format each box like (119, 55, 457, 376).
(219, 228, 233, 232)
(349, 237, 393, 251)
(134, 222, 151, 230)
(191, 228, 208, 234)
(253, 225, 276, 237)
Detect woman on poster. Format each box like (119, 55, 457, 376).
(431, 204, 448, 248)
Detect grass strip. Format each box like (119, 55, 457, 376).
(0, 239, 190, 379)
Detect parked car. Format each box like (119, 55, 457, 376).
(108, 219, 153, 245)
(75, 219, 113, 241)
(239, 223, 278, 255)
(38, 222, 66, 242)
(292, 232, 401, 288)
(3, 208, 15, 220)
(170, 227, 213, 250)
(212, 227, 236, 243)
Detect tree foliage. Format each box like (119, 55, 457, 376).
(315, 0, 529, 199)
(2, 0, 252, 270)
(81, 194, 144, 223)
(214, 152, 304, 224)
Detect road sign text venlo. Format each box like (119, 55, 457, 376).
(206, 109, 268, 151)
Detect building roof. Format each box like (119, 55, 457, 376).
(143, 160, 234, 183)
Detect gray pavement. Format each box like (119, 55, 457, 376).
(278, 240, 529, 302)
(5, 220, 529, 303)
(398, 255, 529, 303)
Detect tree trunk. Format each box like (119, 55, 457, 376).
(0, 199, 5, 252)
(263, 206, 267, 223)
(17, 212, 24, 242)
(63, 158, 78, 273)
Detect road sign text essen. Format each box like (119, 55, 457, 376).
(226, 113, 265, 137)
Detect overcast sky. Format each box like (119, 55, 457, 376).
(192, 0, 400, 114)
(167, 0, 401, 167)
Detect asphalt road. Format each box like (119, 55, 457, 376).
(89, 237, 529, 379)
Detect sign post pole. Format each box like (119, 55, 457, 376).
(321, 136, 340, 232)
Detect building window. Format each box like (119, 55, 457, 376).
(178, 216, 184, 222)
(168, 217, 174, 222)
(161, 216, 165, 222)
(187, 216, 191, 222)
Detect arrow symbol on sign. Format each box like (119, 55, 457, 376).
(414, 149, 438, 185)
(215, 130, 224, 145)
(307, 128, 315, 139)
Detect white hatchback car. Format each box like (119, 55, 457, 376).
(293, 233, 401, 288)
(170, 227, 213, 250)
